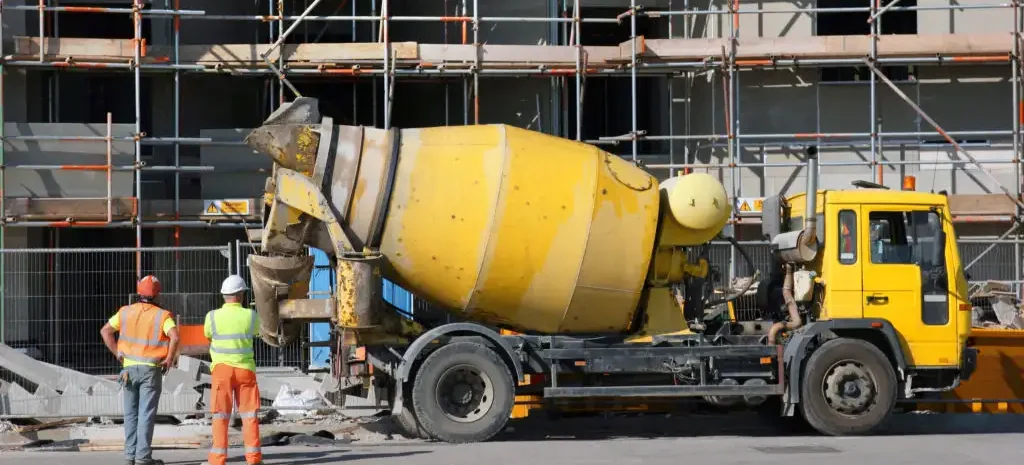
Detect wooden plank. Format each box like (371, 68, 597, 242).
(16, 418, 88, 433)
(7, 36, 623, 69)
(3, 198, 262, 221)
(626, 33, 1013, 62)
(948, 194, 1017, 217)
(171, 42, 419, 65)
(10, 37, 136, 58)
(3, 198, 136, 221)
(418, 43, 620, 68)
(6, 37, 165, 63)
(8, 34, 1015, 68)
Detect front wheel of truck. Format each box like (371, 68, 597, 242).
(411, 341, 515, 443)
(800, 337, 897, 436)
(392, 405, 428, 439)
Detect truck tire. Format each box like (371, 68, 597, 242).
(800, 338, 896, 436)
(411, 341, 515, 443)
(392, 406, 428, 439)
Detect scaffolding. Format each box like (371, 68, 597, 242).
(1, 0, 1023, 278)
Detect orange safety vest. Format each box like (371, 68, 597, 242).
(841, 223, 853, 253)
(116, 302, 172, 364)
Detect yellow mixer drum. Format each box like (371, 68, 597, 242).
(378, 125, 661, 334)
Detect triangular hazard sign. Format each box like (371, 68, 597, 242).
(739, 201, 751, 212)
(206, 203, 219, 214)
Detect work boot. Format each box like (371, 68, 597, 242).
(134, 459, 165, 465)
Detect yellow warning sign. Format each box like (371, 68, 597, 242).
(202, 199, 253, 217)
(735, 197, 765, 215)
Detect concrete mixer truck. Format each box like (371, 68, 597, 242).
(241, 97, 977, 443)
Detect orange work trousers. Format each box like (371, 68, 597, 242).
(209, 364, 262, 465)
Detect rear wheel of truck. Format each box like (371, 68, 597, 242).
(411, 341, 515, 443)
(800, 338, 896, 436)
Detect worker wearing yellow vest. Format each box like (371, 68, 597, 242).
(100, 275, 179, 465)
(204, 275, 262, 465)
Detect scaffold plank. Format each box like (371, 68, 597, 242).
(10, 34, 1013, 70)
(7, 37, 147, 63)
(622, 33, 1013, 62)
(175, 41, 420, 65)
(417, 43, 620, 68)
(948, 194, 1017, 217)
(2, 198, 263, 222)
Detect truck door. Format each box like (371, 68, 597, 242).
(860, 205, 958, 367)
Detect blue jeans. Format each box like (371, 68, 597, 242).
(121, 365, 163, 462)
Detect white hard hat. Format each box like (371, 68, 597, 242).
(220, 275, 248, 295)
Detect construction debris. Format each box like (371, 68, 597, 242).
(0, 344, 340, 420)
(969, 281, 1024, 329)
(261, 430, 352, 447)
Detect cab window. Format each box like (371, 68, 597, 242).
(838, 210, 857, 265)
(868, 211, 941, 267)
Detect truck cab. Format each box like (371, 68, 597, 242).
(772, 185, 977, 431)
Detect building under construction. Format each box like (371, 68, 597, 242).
(0, 0, 1021, 374)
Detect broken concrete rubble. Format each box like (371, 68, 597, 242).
(0, 345, 340, 419)
(969, 281, 1024, 330)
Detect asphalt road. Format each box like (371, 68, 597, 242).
(2, 413, 1023, 465)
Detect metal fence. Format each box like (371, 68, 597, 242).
(0, 246, 232, 376)
(0, 237, 1020, 376)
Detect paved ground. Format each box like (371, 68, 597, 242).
(2, 413, 1023, 464)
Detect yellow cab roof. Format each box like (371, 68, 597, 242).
(786, 188, 948, 210)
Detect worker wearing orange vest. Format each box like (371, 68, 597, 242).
(100, 275, 180, 465)
(204, 275, 262, 465)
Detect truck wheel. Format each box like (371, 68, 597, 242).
(800, 338, 896, 436)
(411, 341, 515, 443)
(392, 406, 427, 439)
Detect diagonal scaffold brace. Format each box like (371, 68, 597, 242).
(259, 0, 326, 98)
(863, 58, 1024, 271)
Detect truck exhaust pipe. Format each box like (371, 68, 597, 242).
(767, 264, 803, 345)
(772, 146, 819, 264)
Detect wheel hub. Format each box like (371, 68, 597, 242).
(823, 361, 875, 415)
(435, 365, 495, 423)
(451, 383, 474, 404)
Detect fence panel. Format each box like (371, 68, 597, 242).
(0, 246, 232, 376)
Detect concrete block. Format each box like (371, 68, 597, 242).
(41, 361, 119, 394)
(0, 343, 64, 391)
(316, 374, 339, 395)
(176, 355, 204, 380)
(162, 368, 197, 394)
(2, 383, 42, 416)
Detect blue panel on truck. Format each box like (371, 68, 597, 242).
(309, 248, 332, 369)
(308, 248, 415, 369)
(383, 279, 414, 317)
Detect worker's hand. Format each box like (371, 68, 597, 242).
(160, 356, 175, 372)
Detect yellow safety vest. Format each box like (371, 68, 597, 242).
(206, 303, 258, 372)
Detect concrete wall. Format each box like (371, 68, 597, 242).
(3, 123, 136, 198)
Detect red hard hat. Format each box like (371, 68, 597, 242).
(137, 275, 161, 298)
